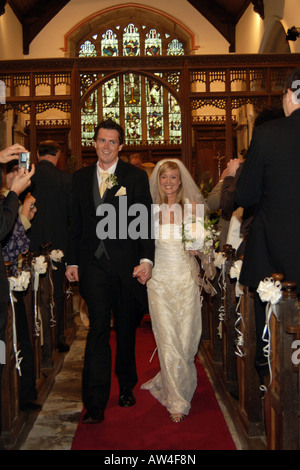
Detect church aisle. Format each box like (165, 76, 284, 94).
(18, 315, 243, 451)
(19, 316, 86, 450)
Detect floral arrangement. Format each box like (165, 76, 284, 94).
(182, 215, 204, 251)
(182, 215, 220, 254)
(50, 249, 64, 263)
(105, 174, 118, 189)
(203, 218, 220, 254)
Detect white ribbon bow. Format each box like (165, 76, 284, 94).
(8, 279, 23, 376)
(32, 255, 47, 336)
(257, 277, 282, 392)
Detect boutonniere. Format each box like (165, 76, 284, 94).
(105, 174, 118, 189)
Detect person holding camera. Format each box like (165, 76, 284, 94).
(0, 143, 35, 445)
(1, 160, 39, 412)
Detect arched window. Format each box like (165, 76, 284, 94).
(78, 22, 184, 148)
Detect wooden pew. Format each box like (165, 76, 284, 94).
(201, 246, 265, 443)
(238, 286, 265, 436)
(263, 278, 300, 450)
(0, 252, 75, 448)
(221, 245, 238, 394)
(0, 262, 27, 447)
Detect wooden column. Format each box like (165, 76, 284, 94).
(225, 68, 233, 160)
(181, 59, 192, 172)
(71, 62, 82, 169)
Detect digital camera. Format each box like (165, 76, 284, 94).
(19, 152, 31, 170)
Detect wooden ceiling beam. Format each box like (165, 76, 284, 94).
(187, 0, 254, 52)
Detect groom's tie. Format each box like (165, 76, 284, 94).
(99, 171, 109, 198)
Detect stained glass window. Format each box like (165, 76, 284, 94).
(167, 39, 184, 56)
(169, 94, 181, 143)
(78, 22, 184, 146)
(124, 74, 142, 143)
(102, 77, 120, 123)
(146, 77, 163, 141)
(145, 29, 161, 56)
(81, 74, 98, 146)
(101, 29, 118, 57)
(123, 24, 140, 57)
(79, 40, 97, 57)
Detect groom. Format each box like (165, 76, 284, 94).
(66, 119, 154, 423)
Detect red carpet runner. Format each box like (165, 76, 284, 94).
(71, 319, 236, 451)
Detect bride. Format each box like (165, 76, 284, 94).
(141, 159, 206, 423)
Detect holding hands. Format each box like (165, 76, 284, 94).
(133, 262, 152, 285)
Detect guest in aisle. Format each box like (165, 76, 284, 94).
(65, 118, 154, 424)
(221, 108, 284, 258)
(236, 69, 300, 379)
(0, 144, 34, 443)
(141, 159, 205, 423)
(206, 163, 239, 250)
(27, 140, 72, 353)
(129, 153, 143, 168)
(1, 160, 40, 411)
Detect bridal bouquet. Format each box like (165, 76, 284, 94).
(182, 214, 204, 251)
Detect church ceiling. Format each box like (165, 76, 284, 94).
(0, 0, 264, 54)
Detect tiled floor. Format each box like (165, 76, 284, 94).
(20, 316, 86, 450)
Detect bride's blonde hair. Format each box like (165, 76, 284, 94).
(157, 161, 184, 206)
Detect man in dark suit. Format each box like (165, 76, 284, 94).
(28, 141, 72, 352)
(236, 68, 300, 374)
(0, 143, 35, 445)
(65, 119, 154, 424)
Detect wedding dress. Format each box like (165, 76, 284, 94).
(141, 223, 202, 415)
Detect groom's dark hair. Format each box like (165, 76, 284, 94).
(93, 118, 125, 145)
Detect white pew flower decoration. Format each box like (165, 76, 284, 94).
(32, 255, 47, 337)
(8, 273, 32, 376)
(256, 277, 282, 391)
(50, 249, 64, 264)
(229, 259, 244, 357)
(32, 255, 47, 276)
(213, 251, 226, 269)
(8, 271, 31, 292)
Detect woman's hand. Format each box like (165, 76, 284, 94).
(21, 193, 37, 221)
(11, 165, 35, 197)
(133, 262, 152, 285)
(0, 144, 28, 163)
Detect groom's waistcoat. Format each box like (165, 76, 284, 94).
(92, 168, 110, 260)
